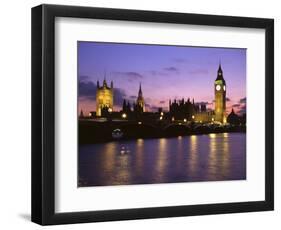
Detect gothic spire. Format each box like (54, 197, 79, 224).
(138, 83, 143, 97)
(103, 70, 107, 87)
(216, 62, 225, 83)
(218, 60, 222, 73)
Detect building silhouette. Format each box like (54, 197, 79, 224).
(122, 99, 132, 114)
(96, 76, 113, 116)
(90, 63, 231, 124)
(167, 63, 225, 123)
(169, 98, 197, 120)
(227, 108, 239, 125)
(135, 83, 145, 113)
(121, 83, 145, 115)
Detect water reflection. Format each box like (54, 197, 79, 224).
(208, 133, 218, 180)
(221, 134, 230, 177)
(155, 138, 168, 182)
(79, 133, 246, 186)
(188, 135, 198, 176)
(135, 138, 144, 176)
(102, 142, 115, 174)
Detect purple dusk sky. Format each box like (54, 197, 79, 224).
(78, 41, 246, 115)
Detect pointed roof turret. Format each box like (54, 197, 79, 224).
(103, 77, 107, 87)
(138, 83, 143, 97)
(215, 62, 225, 84)
(218, 60, 222, 72)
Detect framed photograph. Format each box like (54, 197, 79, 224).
(31, 4, 274, 225)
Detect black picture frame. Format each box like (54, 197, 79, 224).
(31, 4, 274, 225)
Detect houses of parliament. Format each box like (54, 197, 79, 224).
(92, 64, 227, 124)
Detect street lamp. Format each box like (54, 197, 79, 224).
(184, 118, 187, 122)
(192, 115, 195, 119)
(160, 116, 163, 120)
(108, 108, 112, 113)
(122, 113, 127, 119)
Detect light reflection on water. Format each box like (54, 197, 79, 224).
(79, 133, 246, 187)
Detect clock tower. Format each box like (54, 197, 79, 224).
(214, 63, 226, 123)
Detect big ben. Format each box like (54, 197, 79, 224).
(214, 63, 226, 123)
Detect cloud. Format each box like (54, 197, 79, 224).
(114, 88, 127, 106)
(79, 81, 97, 100)
(129, 95, 137, 100)
(226, 97, 231, 102)
(148, 70, 169, 76)
(232, 104, 241, 108)
(239, 97, 246, 104)
(79, 80, 126, 106)
(164, 66, 179, 72)
(79, 75, 90, 82)
(159, 100, 166, 104)
(196, 101, 212, 106)
(238, 104, 246, 115)
(230, 103, 246, 115)
(173, 58, 186, 63)
(145, 104, 160, 112)
(189, 69, 208, 75)
(113, 71, 143, 82)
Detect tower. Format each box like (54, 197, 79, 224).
(96, 75, 113, 116)
(214, 63, 226, 123)
(136, 83, 145, 112)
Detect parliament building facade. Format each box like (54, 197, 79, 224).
(92, 64, 227, 124)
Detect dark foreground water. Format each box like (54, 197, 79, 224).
(78, 133, 246, 186)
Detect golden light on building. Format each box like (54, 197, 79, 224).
(212, 117, 214, 122)
(96, 78, 113, 116)
(214, 63, 226, 123)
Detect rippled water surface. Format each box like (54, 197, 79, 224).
(78, 133, 246, 186)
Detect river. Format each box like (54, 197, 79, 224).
(78, 133, 246, 186)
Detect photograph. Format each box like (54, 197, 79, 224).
(78, 42, 247, 187)
(30, 3, 274, 225)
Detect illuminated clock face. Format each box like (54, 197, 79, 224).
(223, 85, 226, 91)
(216, 85, 221, 91)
